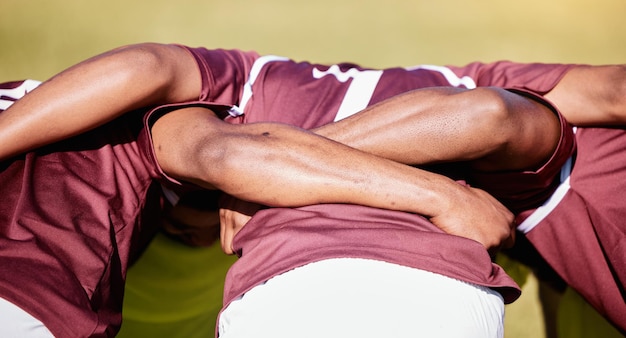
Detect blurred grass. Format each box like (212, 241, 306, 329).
(2, 1, 625, 337)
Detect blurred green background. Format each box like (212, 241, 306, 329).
(2, 0, 625, 337)
(2, 0, 625, 81)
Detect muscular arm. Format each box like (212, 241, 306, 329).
(314, 86, 561, 172)
(0, 43, 200, 160)
(153, 106, 514, 251)
(544, 65, 626, 126)
(314, 64, 626, 169)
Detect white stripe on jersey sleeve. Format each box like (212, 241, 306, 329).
(405, 65, 477, 89)
(0, 79, 41, 110)
(517, 156, 573, 234)
(229, 55, 290, 117)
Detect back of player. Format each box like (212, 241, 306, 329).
(0, 80, 162, 337)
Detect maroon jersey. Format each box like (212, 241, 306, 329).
(224, 204, 519, 306)
(452, 62, 626, 334)
(0, 80, 164, 337)
(0, 78, 243, 337)
(0, 48, 256, 337)
(0, 47, 596, 336)
(185, 48, 576, 213)
(177, 49, 626, 334)
(177, 47, 580, 312)
(517, 127, 626, 334)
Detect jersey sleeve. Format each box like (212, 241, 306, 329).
(448, 61, 578, 94)
(179, 46, 260, 106)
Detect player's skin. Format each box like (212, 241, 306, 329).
(313, 86, 559, 172)
(543, 64, 626, 126)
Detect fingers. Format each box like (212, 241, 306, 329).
(502, 221, 517, 249)
(219, 208, 235, 255)
(219, 195, 262, 255)
(430, 185, 516, 254)
(486, 217, 518, 258)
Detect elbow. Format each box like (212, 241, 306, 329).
(113, 43, 173, 70)
(464, 87, 520, 147)
(108, 43, 180, 97)
(467, 87, 562, 171)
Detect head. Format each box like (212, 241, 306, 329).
(161, 190, 222, 246)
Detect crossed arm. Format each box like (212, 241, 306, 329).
(150, 105, 515, 252)
(314, 64, 626, 170)
(314, 86, 560, 173)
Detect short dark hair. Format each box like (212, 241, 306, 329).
(176, 190, 222, 211)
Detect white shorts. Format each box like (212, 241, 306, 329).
(219, 258, 505, 338)
(0, 297, 54, 338)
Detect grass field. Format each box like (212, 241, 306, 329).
(2, 1, 625, 337)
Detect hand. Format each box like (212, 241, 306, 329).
(219, 195, 263, 255)
(429, 182, 516, 255)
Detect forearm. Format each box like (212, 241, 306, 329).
(152, 106, 515, 250)
(314, 86, 560, 172)
(0, 43, 199, 160)
(544, 64, 626, 126)
(153, 107, 456, 216)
